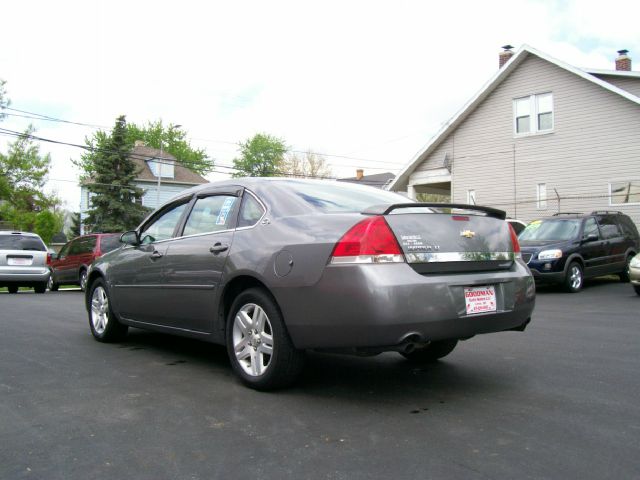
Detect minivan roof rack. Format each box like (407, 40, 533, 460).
(591, 210, 622, 215)
(552, 212, 583, 216)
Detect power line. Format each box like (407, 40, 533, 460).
(2, 105, 404, 168)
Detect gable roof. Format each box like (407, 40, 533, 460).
(389, 44, 640, 191)
(129, 145, 208, 185)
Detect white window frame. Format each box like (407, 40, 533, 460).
(466, 189, 476, 205)
(513, 92, 554, 136)
(536, 183, 547, 209)
(609, 179, 640, 206)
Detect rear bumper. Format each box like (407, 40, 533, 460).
(276, 260, 535, 349)
(0, 267, 50, 286)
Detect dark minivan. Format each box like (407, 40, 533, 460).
(519, 211, 639, 292)
(49, 233, 121, 291)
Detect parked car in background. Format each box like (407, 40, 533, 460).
(84, 178, 535, 390)
(519, 211, 640, 292)
(49, 233, 121, 291)
(630, 253, 640, 296)
(0, 231, 50, 294)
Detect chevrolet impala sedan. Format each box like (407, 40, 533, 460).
(85, 178, 535, 390)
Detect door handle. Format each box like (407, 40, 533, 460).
(209, 243, 229, 254)
(150, 250, 163, 259)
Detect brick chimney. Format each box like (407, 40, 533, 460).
(615, 49, 631, 71)
(356, 169, 364, 180)
(499, 45, 514, 68)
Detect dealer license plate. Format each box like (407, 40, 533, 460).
(8, 257, 32, 266)
(464, 285, 497, 315)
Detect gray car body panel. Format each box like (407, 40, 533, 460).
(88, 178, 535, 350)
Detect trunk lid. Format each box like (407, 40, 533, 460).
(374, 204, 515, 274)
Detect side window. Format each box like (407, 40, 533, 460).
(617, 216, 639, 238)
(84, 236, 97, 254)
(238, 193, 265, 228)
(582, 218, 600, 240)
(58, 242, 71, 258)
(141, 202, 189, 244)
(183, 196, 238, 236)
(68, 240, 81, 255)
(596, 216, 622, 240)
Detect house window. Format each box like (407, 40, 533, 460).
(466, 190, 476, 205)
(537, 183, 547, 209)
(610, 180, 640, 205)
(514, 93, 553, 135)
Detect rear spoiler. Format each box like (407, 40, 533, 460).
(363, 203, 507, 220)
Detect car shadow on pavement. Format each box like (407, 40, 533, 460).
(115, 329, 518, 404)
(535, 275, 624, 294)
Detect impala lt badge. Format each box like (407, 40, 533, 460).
(460, 230, 476, 238)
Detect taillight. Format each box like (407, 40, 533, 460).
(46, 253, 52, 265)
(330, 216, 405, 264)
(508, 224, 522, 259)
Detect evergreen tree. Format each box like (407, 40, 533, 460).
(83, 116, 149, 232)
(69, 212, 81, 237)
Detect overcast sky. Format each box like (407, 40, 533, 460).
(1, 0, 639, 209)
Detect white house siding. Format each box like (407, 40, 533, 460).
(591, 75, 640, 98)
(414, 55, 640, 226)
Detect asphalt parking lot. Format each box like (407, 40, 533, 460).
(1, 279, 639, 480)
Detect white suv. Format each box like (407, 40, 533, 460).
(0, 231, 50, 294)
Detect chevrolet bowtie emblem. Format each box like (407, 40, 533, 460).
(460, 230, 475, 238)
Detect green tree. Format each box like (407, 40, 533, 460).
(80, 115, 149, 232)
(126, 120, 212, 175)
(232, 133, 287, 177)
(0, 125, 59, 231)
(69, 211, 82, 237)
(34, 210, 64, 244)
(282, 150, 332, 178)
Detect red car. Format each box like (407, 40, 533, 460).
(49, 233, 121, 291)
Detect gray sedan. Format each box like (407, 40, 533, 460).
(85, 178, 535, 390)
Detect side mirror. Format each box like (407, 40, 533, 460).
(583, 233, 598, 243)
(120, 231, 140, 246)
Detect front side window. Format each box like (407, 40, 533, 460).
(183, 195, 238, 236)
(514, 93, 554, 135)
(141, 202, 189, 244)
(582, 218, 600, 240)
(610, 180, 640, 205)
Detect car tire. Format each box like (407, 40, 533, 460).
(564, 262, 583, 293)
(88, 278, 128, 342)
(7, 285, 18, 294)
(226, 288, 305, 390)
(620, 255, 633, 283)
(34, 283, 47, 294)
(79, 269, 88, 291)
(47, 274, 59, 292)
(634, 285, 640, 296)
(400, 339, 458, 363)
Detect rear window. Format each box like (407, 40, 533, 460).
(100, 235, 122, 253)
(519, 219, 582, 241)
(0, 234, 46, 251)
(284, 181, 410, 213)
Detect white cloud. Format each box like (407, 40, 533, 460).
(1, 0, 638, 208)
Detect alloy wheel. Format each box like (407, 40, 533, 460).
(91, 286, 110, 335)
(80, 271, 87, 291)
(232, 303, 274, 377)
(569, 264, 582, 290)
(47, 275, 53, 290)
